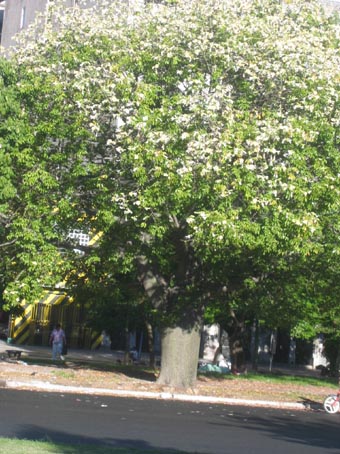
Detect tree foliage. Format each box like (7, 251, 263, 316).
(0, 57, 70, 308)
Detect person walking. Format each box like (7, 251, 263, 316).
(49, 323, 66, 361)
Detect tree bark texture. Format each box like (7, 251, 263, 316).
(157, 321, 201, 389)
(137, 253, 203, 388)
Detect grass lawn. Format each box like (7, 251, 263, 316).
(0, 438, 194, 454)
(226, 371, 338, 387)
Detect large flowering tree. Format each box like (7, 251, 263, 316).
(2, 0, 340, 387)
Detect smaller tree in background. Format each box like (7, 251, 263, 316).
(68, 241, 157, 365)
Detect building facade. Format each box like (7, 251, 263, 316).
(0, 0, 79, 49)
(0, 1, 5, 44)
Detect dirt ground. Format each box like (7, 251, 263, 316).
(0, 357, 337, 407)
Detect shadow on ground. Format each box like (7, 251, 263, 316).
(298, 397, 324, 411)
(23, 357, 159, 382)
(10, 424, 194, 453)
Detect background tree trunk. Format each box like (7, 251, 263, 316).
(229, 311, 246, 373)
(335, 343, 340, 385)
(145, 320, 155, 368)
(251, 318, 259, 371)
(124, 323, 130, 365)
(157, 321, 201, 389)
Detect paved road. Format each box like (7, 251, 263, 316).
(1, 389, 340, 453)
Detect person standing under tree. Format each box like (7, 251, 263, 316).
(49, 323, 66, 361)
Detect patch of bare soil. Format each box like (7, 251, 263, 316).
(0, 358, 336, 406)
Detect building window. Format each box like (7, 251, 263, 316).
(20, 6, 26, 29)
(68, 229, 90, 247)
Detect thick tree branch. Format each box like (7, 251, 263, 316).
(136, 255, 168, 309)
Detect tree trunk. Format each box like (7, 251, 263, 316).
(157, 320, 202, 389)
(229, 311, 246, 373)
(231, 338, 245, 372)
(335, 342, 340, 385)
(123, 323, 130, 365)
(137, 254, 203, 388)
(251, 318, 259, 371)
(145, 320, 155, 369)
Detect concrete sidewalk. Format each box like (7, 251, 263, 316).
(0, 340, 311, 410)
(0, 339, 130, 363)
